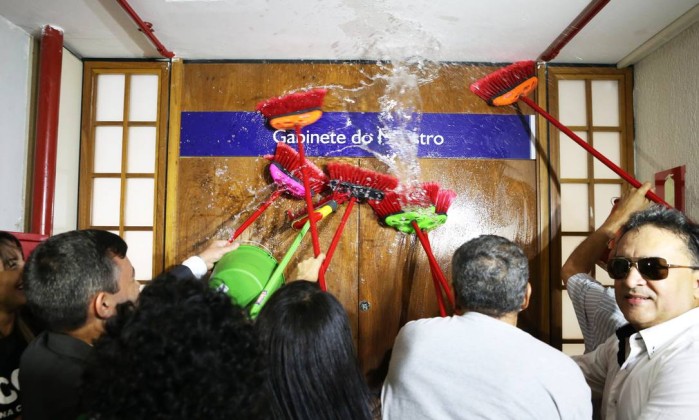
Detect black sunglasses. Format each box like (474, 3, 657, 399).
(607, 257, 699, 280)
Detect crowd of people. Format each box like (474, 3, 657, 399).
(2, 182, 699, 419)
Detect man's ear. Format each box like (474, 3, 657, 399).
(94, 292, 114, 319)
(520, 282, 532, 311)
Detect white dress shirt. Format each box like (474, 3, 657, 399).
(575, 307, 699, 420)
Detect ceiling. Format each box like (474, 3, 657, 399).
(1, 0, 699, 64)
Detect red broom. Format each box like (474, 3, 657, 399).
(317, 162, 399, 291)
(228, 142, 327, 242)
(369, 183, 456, 316)
(256, 88, 328, 256)
(470, 60, 671, 208)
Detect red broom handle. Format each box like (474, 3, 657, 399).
(318, 197, 356, 291)
(295, 125, 321, 256)
(422, 230, 456, 308)
(411, 221, 448, 316)
(414, 222, 455, 310)
(229, 189, 284, 242)
(519, 96, 671, 207)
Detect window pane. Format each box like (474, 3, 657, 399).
(127, 127, 156, 173)
(594, 184, 622, 230)
(561, 183, 589, 231)
(561, 236, 585, 267)
(129, 74, 159, 122)
(562, 290, 583, 339)
(94, 126, 123, 173)
(124, 230, 153, 281)
(592, 80, 619, 127)
(96, 74, 125, 121)
(558, 80, 586, 126)
(92, 178, 121, 226)
(124, 178, 154, 226)
(592, 132, 621, 179)
(560, 131, 588, 179)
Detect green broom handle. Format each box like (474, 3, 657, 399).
(248, 221, 310, 318)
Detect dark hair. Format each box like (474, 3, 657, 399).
(256, 281, 372, 420)
(451, 235, 529, 317)
(621, 204, 699, 264)
(82, 275, 267, 420)
(0, 231, 23, 269)
(22, 229, 127, 331)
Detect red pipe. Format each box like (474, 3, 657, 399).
(116, 0, 175, 59)
(539, 0, 611, 62)
(30, 25, 63, 237)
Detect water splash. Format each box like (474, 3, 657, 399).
(336, 0, 444, 186)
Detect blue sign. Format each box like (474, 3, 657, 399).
(180, 111, 534, 159)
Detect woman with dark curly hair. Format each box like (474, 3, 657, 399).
(256, 280, 373, 420)
(0, 231, 35, 419)
(81, 273, 268, 420)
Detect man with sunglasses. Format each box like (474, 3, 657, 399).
(575, 204, 699, 420)
(562, 183, 651, 353)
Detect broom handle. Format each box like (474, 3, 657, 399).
(411, 221, 449, 316)
(318, 196, 356, 291)
(248, 221, 311, 318)
(415, 222, 455, 310)
(422, 230, 456, 308)
(520, 96, 671, 208)
(229, 189, 284, 243)
(295, 125, 322, 256)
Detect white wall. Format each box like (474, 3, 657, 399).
(0, 15, 32, 231)
(54, 48, 83, 234)
(634, 22, 699, 220)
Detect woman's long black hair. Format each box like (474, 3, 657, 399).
(256, 280, 372, 420)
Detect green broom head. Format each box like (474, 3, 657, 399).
(369, 183, 456, 233)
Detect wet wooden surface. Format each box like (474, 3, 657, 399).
(171, 62, 539, 376)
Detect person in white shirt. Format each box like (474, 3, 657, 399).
(562, 182, 651, 353)
(382, 235, 591, 420)
(575, 204, 699, 420)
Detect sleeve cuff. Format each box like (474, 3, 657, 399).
(181, 256, 208, 279)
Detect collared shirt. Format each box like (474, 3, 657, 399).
(575, 307, 699, 420)
(383, 312, 591, 419)
(567, 273, 627, 352)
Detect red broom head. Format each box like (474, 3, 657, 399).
(470, 60, 538, 106)
(256, 88, 328, 119)
(421, 182, 441, 205)
(368, 190, 404, 219)
(267, 142, 328, 193)
(434, 189, 457, 214)
(326, 162, 398, 192)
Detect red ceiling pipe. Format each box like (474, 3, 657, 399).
(538, 0, 611, 62)
(30, 25, 63, 237)
(116, 0, 175, 58)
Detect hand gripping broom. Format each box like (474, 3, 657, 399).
(369, 183, 456, 317)
(228, 142, 327, 242)
(317, 162, 399, 291)
(256, 88, 329, 256)
(469, 60, 671, 208)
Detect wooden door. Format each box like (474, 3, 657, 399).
(167, 62, 540, 381)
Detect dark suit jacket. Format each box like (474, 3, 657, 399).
(19, 331, 91, 420)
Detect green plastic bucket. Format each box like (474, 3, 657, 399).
(210, 244, 281, 307)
